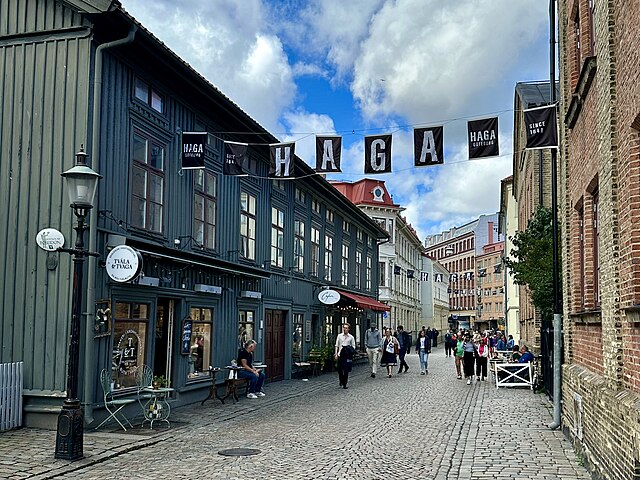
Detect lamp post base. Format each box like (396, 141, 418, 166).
(54, 401, 84, 460)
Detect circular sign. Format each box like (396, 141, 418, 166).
(105, 245, 142, 282)
(36, 228, 65, 251)
(318, 289, 341, 305)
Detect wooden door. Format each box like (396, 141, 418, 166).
(264, 309, 285, 381)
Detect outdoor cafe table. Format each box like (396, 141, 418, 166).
(141, 386, 174, 429)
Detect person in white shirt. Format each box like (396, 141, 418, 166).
(334, 323, 356, 389)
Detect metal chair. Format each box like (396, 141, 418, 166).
(135, 364, 154, 410)
(95, 369, 136, 431)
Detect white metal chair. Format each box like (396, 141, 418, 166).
(135, 364, 154, 411)
(95, 369, 136, 431)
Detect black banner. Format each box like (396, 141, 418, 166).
(394, 265, 401, 275)
(315, 136, 342, 172)
(407, 269, 415, 279)
(181, 132, 207, 169)
(270, 142, 295, 178)
(223, 142, 248, 176)
(524, 105, 558, 149)
(364, 135, 392, 174)
(468, 117, 499, 159)
(414, 126, 444, 166)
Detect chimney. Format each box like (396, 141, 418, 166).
(488, 221, 494, 245)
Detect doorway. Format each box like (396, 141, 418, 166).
(264, 309, 285, 382)
(154, 298, 175, 384)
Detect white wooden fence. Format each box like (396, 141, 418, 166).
(0, 362, 23, 430)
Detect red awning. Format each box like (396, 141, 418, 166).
(334, 289, 390, 312)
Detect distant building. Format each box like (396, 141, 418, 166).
(420, 256, 449, 340)
(331, 180, 424, 334)
(475, 240, 505, 333)
(499, 176, 520, 344)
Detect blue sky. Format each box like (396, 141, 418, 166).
(121, 0, 551, 240)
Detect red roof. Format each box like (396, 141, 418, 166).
(330, 179, 400, 208)
(335, 289, 390, 311)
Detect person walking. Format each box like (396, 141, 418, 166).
(365, 322, 383, 378)
(444, 330, 453, 357)
(380, 328, 399, 378)
(432, 328, 439, 347)
(462, 333, 476, 385)
(416, 330, 431, 375)
(454, 334, 464, 379)
(475, 337, 490, 381)
(334, 323, 356, 389)
(395, 325, 411, 373)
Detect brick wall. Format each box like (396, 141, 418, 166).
(572, 323, 604, 374)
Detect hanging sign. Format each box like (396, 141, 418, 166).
(36, 228, 65, 251)
(315, 136, 342, 172)
(414, 126, 444, 166)
(181, 132, 207, 169)
(524, 105, 558, 149)
(468, 117, 499, 159)
(224, 141, 248, 175)
(318, 289, 341, 305)
(105, 245, 143, 283)
(364, 134, 392, 174)
(269, 142, 295, 178)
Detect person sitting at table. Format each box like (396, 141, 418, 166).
(511, 344, 521, 362)
(517, 345, 535, 363)
(237, 339, 266, 399)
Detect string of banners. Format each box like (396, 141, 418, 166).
(181, 106, 558, 173)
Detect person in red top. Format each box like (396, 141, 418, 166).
(475, 337, 490, 381)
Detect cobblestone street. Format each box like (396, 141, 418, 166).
(1, 348, 589, 480)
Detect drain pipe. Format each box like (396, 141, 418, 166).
(548, 0, 562, 431)
(84, 25, 137, 424)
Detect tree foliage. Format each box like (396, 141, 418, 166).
(503, 206, 555, 319)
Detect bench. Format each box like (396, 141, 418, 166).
(494, 362, 534, 389)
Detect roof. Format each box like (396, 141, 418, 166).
(515, 81, 559, 108)
(330, 179, 401, 209)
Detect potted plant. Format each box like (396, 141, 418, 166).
(152, 375, 168, 389)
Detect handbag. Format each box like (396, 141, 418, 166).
(394, 342, 399, 355)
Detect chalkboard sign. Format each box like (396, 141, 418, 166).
(181, 317, 193, 355)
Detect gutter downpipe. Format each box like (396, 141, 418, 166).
(548, 0, 562, 431)
(84, 25, 137, 424)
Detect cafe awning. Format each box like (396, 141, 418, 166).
(334, 289, 390, 312)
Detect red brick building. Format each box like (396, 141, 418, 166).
(559, 0, 640, 478)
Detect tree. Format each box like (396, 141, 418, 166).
(503, 206, 555, 320)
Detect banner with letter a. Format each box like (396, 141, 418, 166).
(315, 136, 342, 172)
(414, 126, 444, 166)
(468, 117, 499, 159)
(269, 142, 295, 178)
(364, 134, 392, 174)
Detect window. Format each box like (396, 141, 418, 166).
(271, 207, 284, 267)
(294, 219, 305, 272)
(273, 180, 285, 191)
(238, 311, 255, 350)
(379, 261, 386, 286)
(341, 243, 349, 285)
(593, 192, 600, 306)
(194, 170, 216, 249)
(387, 219, 394, 238)
(292, 314, 303, 359)
(326, 208, 334, 223)
(343, 220, 350, 233)
(355, 251, 362, 289)
(188, 307, 213, 380)
(311, 227, 320, 277)
(131, 132, 165, 233)
(324, 235, 333, 281)
(366, 254, 372, 290)
(240, 192, 256, 261)
(112, 302, 149, 390)
(578, 203, 585, 309)
(295, 188, 306, 203)
(373, 217, 386, 232)
(312, 199, 321, 215)
(134, 77, 164, 113)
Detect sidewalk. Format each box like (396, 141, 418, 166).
(0, 347, 589, 480)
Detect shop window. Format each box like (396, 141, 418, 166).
(238, 311, 255, 350)
(240, 191, 256, 260)
(194, 170, 216, 250)
(271, 207, 284, 268)
(187, 307, 213, 381)
(112, 302, 149, 390)
(131, 131, 165, 233)
(292, 314, 303, 359)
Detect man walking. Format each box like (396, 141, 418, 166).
(334, 323, 356, 389)
(396, 325, 410, 373)
(365, 322, 382, 378)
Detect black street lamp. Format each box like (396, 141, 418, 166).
(54, 147, 102, 460)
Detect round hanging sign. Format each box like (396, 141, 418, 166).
(105, 245, 143, 283)
(318, 289, 341, 305)
(36, 228, 65, 251)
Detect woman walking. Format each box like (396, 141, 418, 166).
(475, 337, 490, 381)
(416, 330, 431, 375)
(454, 333, 464, 379)
(380, 328, 400, 378)
(462, 333, 476, 385)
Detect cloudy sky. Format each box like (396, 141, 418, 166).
(121, 0, 550, 239)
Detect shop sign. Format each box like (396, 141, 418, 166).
(318, 289, 340, 305)
(36, 228, 65, 251)
(105, 245, 142, 282)
(181, 317, 193, 355)
(181, 132, 207, 169)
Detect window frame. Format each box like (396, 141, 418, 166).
(240, 191, 257, 261)
(294, 219, 305, 273)
(193, 170, 217, 250)
(130, 130, 166, 234)
(271, 206, 285, 268)
(311, 226, 321, 277)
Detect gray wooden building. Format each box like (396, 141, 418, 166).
(0, 0, 389, 428)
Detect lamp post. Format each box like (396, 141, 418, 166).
(54, 147, 102, 460)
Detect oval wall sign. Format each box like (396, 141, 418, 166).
(36, 228, 65, 251)
(105, 245, 143, 283)
(318, 289, 341, 305)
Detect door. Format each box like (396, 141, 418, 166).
(154, 298, 175, 385)
(264, 309, 285, 382)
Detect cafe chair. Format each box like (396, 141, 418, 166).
(135, 364, 154, 410)
(95, 369, 136, 431)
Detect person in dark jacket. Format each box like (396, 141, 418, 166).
(431, 328, 439, 347)
(416, 330, 432, 374)
(395, 325, 411, 373)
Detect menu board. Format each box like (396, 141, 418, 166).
(181, 317, 193, 355)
